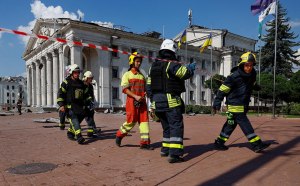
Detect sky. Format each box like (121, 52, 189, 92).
(0, 0, 299, 77)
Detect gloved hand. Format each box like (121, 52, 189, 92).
(186, 62, 196, 72)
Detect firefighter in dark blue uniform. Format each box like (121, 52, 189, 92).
(213, 52, 271, 153)
(57, 64, 89, 144)
(146, 39, 196, 163)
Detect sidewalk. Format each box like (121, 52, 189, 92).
(0, 112, 299, 185)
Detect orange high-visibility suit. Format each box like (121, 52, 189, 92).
(116, 68, 150, 145)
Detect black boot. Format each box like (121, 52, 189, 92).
(76, 133, 85, 144)
(168, 155, 184, 163)
(251, 140, 271, 153)
(115, 136, 123, 147)
(67, 131, 75, 141)
(214, 138, 228, 150)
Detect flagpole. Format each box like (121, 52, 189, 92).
(272, 0, 279, 119)
(258, 40, 262, 117)
(210, 29, 213, 116)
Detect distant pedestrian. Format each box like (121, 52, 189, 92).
(17, 99, 22, 115)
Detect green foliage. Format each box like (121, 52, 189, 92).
(282, 103, 300, 115)
(185, 105, 211, 114)
(260, 3, 300, 78)
(204, 74, 226, 94)
(255, 72, 292, 104)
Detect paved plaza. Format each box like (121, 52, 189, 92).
(0, 112, 299, 185)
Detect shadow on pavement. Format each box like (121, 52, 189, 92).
(199, 136, 300, 185)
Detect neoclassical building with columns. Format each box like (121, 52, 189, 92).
(23, 18, 256, 109)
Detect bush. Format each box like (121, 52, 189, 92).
(185, 105, 211, 114)
(290, 103, 300, 115)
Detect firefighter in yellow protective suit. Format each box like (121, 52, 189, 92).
(213, 52, 271, 153)
(115, 52, 153, 150)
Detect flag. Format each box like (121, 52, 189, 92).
(200, 33, 212, 53)
(258, 22, 263, 39)
(178, 29, 187, 49)
(251, 0, 275, 15)
(258, 1, 276, 22)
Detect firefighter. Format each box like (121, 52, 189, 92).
(115, 52, 153, 150)
(57, 64, 88, 144)
(213, 52, 271, 153)
(58, 65, 71, 130)
(146, 39, 196, 163)
(83, 71, 101, 137)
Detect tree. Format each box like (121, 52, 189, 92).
(260, 3, 300, 77)
(256, 72, 291, 106)
(204, 74, 226, 94)
(289, 70, 300, 102)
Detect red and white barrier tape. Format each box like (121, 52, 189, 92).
(0, 27, 185, 64)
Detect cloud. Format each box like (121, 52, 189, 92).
(17, 0, 83, 45)
(91, 21, 114, 28)
(0, 32, 2, 39)
(289, 20, 300, 28)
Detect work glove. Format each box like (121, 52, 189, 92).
(186, 62, 196, 72)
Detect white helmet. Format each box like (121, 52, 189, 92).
(69, 64, 80, 75)
(160, 39, 177, 53)
(83, 71, 93, 81)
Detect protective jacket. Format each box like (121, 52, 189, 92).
(146, 59, 194, 111)
(213, 67, 260, 113)
(57, 76, 87, 114)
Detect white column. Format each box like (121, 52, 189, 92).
(46, 54, 53, 107)
(52, 50, 59, 107)
(35, 60, 41, 107)
(59, 45, 64, 82)
(41, 58, 47, 106)
(70, 45, 82, 69)
(26, 65, 32, 106)
(31, 63, 36, 106)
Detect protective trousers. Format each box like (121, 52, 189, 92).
(85, 110, 97, 135)
(116, 99, 150, 145)
(217, 112, 262, 144)
(67, 110, 85, 137)
(59, 111, 66, 128)
(156, 106, 184, 157)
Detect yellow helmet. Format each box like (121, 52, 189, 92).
(238, 52, 256, 66)
(129, 52, 143, 65)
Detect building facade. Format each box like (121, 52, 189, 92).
(0, 76, 27, 110)
(23, 19, 256, 109)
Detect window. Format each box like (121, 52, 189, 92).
(112, 66, 119, 79)
(111, 45, 119, 57)
(190, 76, 194, 85)
(201, 91, 206, 101)
(12, 86, 15, 90)
(212, 61, 216, 71)
(131, 48, 137, 53)
(7, 92, 9, 97)
(12, 100, 15, 104)
(12, 93, 15, 97)
(7, 85, 9, 90)
(148, 51, 154, 63)
(190, 57, 194, 63)
(112, 87, 119, 99)
(19, 87, 22, 92)
(190, 91, 194, 101)
(7, 100, 9, 103)
(177, 55, 182, 61)
(202, 60, 206, 69)
(201, 75, 205, 86)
